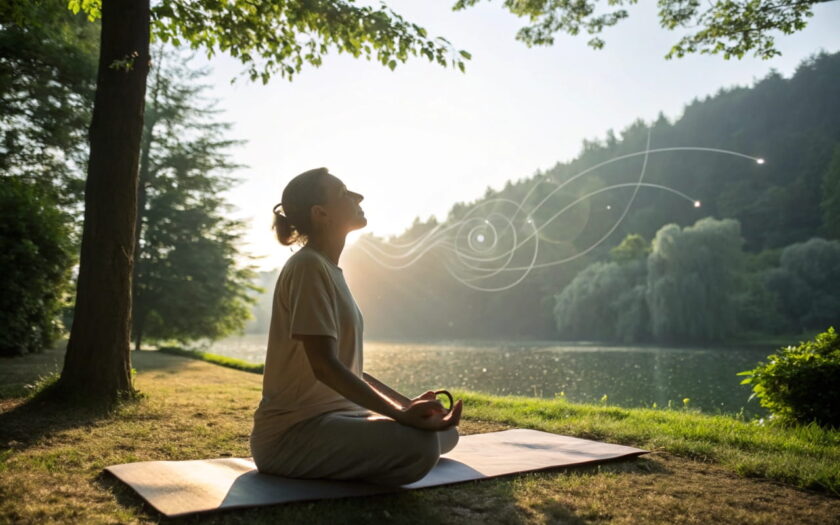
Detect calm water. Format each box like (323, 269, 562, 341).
(198, 335, 772, 417)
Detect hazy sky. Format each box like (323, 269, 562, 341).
(196, 1, 840, 270)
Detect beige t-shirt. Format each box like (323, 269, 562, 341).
(251, 246, 364, 446)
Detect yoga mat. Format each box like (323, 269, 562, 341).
(106, 429, 647, 517)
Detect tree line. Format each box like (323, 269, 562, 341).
(340, 51, 840, 343)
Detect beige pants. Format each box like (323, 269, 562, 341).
(251, 410, 459, 486)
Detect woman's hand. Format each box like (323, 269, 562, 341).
(406, 390, 442, 410)
(396, 398, 462, 431)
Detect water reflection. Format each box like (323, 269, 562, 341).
(200, 335, 770, 417)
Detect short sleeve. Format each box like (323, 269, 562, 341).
(285, 258, 338, 339)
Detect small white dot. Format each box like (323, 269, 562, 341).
(476, 234, 485, 242)
(756, 158, 765, 165)
(694, 201, 701, 208)
(606, 205, 612, 210)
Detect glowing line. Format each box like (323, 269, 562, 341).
(357, 140, 764, 291)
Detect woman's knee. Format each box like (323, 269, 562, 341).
(371, 430, 440, 486)
(438, 426, 459, 454)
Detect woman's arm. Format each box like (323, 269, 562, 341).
(298, 335, 460, 430)
(362, 372, 411, 408)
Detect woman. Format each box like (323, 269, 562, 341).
(250, 167, 462, 486)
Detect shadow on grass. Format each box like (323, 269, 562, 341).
(0, 382, 142, 452)
(97, 455, 661, 524)
(131, 350, 196, 373)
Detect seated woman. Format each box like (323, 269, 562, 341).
(250, 167, 462, 486)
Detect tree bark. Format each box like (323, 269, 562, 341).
(59, 0, 150, 402)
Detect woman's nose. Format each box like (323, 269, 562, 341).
(351, 191, 364, 203)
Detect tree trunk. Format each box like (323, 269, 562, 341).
(59, 0, 150, 403)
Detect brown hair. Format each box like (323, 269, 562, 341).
(272, 167, 330, 246)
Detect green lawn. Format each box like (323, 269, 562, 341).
(1, 347, 838, 524)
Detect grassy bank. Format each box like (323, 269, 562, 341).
(157, 346, 264, 374)
(1, 348, 838, 524)
(456, 392, 839, 493)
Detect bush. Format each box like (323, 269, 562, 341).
(0, 179, 74, 356)
(739, 328, 840, 428)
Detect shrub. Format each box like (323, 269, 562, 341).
(739, 328, 840, 428)
(0, 179, 74, 356)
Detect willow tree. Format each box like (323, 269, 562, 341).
(646, 218, 745, 343)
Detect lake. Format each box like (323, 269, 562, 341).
(197, 335, 774, 417)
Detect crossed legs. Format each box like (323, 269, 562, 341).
(253, 410, 459, 486)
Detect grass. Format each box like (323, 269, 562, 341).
(454, 391, 840, 493)
(157, 346, 264, 374)
(1, 347, 838, 524)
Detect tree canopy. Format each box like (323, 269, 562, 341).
(453, 0, 829, 59)
(69, 0, 471, 81)
(0, 0, 98, 206)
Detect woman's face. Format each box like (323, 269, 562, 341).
(313, 174, 367, 235)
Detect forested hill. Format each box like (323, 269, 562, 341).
(339, 51, 840, 341)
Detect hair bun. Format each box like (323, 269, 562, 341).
(272, 203, 284, 215)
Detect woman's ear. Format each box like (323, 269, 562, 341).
(310, 204, 329, 228)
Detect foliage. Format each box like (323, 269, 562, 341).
(157, 346, 263, 373)
(69, 0, 470, 82)
(0, 179, 74, 356)
(554, 258, 648, 342)
(554, 219, 750, 344)
(764, 238, 840, 332)
(732, 270, 790, 335)
(0, 0, 98, 208)
(821, 144, 840, 239)
(452, 0, 824, 59)
(647, 218, 745, 342)
(657, 0, 822, 60)
(609, 233, 650, 263)
(739, 328, 840, 428)
(132, 53, 259, 349)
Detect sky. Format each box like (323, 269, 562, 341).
(195, 1, 840, 270)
